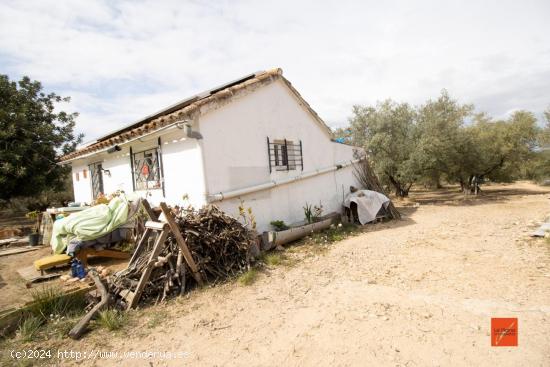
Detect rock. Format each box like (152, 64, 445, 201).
(67, 277, 79, 283)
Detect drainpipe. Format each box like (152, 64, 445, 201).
(207, 158, 362, 202)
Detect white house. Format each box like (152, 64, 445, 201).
(60, 69, 361, 232)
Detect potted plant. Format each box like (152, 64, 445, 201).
(25, 210, 41, 246)
(303, 202, 323, 224)
(270, 220, 289, 232)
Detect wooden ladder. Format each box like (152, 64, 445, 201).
(122, 202, 204, 309)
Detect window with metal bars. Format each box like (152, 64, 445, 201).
(132, 148, 162, 190)
(267, 138, 303, 172)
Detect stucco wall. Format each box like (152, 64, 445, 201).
(160, 129, 207, 208)
(69, 128, 207, 208)
(69, 78, 359, 231)
(71, 163, 92, 204)
(198, 79, 360, 231)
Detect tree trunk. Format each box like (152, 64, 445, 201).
(388, 175, 410, 197)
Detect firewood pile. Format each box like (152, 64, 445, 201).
(353, 158, 401, 219)
(178, 205, 252, 279)
(109, 205, 254, 307)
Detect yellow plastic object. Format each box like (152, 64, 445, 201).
(34, 254, 71, 271)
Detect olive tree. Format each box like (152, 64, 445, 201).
(349, 100, 418, 197)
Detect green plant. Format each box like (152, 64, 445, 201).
(17, 316, 43, 342)
(238, 200, 257, 231)
(25, 210, 41, 233)
(270, 220, 289, 231)
(0, 74, 83, 201)
(238, 268, 258, 286)
(43, 315, 76, 339)
(28, 286, 86, 321)
(304, 202, 323, 224)
(98, 309, 127, 331)
(263, 253, 283, 266)
(309, 223, 359, 245)
(303, 203, 314, 224)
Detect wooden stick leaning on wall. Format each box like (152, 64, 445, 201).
(159, 202, 204, 286)
(352, 158, 401, 219)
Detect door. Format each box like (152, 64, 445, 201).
(89, 162, 104, 199)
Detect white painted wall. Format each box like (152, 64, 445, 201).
(71, 163, 92, 204)
(69, 128, 207, 208)
(160, 129, 207, 208)
(199, 79, 360, 232)
(69, 78, 359, 232)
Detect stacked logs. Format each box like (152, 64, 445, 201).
(178, 205, 252, 280)
(109, 205, 254, 307)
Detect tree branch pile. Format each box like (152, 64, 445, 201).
(109, 205, 254, 307)
(353, 158, 401, 219)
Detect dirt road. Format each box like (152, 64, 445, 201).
(68, 183, 550, 366)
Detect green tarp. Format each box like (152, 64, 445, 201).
(50, 195, 131, 254)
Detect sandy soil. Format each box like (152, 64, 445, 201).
(0, 248, 127, 311)
(8, 182, 550, 366)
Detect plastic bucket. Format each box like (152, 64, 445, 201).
(28, 233, 40, 246)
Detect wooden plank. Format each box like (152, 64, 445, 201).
(159, 202, 204, 286)
(128, 229, 169, 309)
(76, 248, 131, 267)
(17, 265, 61, 283)
(0, 285, 94, 337)
(127, 227, 152, 269)
(0, 246, 41, 257)
(145, 221, 168, 231)
(69, 270, 109, 339)
(141, 199, 159, 221)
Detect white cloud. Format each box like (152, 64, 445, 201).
(1, 0, 549, 139)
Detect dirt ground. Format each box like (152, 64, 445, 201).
(5, 182, 550, 366)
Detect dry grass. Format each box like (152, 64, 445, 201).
(28, 286, 86, 321)
(238, 268, 259, 286)
(98, 309, 127, 331)
(17, 316, 43, 342)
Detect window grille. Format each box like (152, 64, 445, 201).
(89, 162, 104, 199)
(267, 137, 303, 172)
(132, 148, 162, 190)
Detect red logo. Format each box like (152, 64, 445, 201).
(491, 318, 518, 346)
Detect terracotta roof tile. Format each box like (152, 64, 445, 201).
(60, 68, 332, 162)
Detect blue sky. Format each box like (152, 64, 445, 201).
(1, 0, 549, 143)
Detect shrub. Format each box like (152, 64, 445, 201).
(28, 286, 86, 321)
(270, 220, 289, 231)
(238, 268, 258, 286)
(17, 316, 43, 342)
(98, 309, 127, 331)
(263, 253, 283, 266)
(309, 223, 359, 245)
